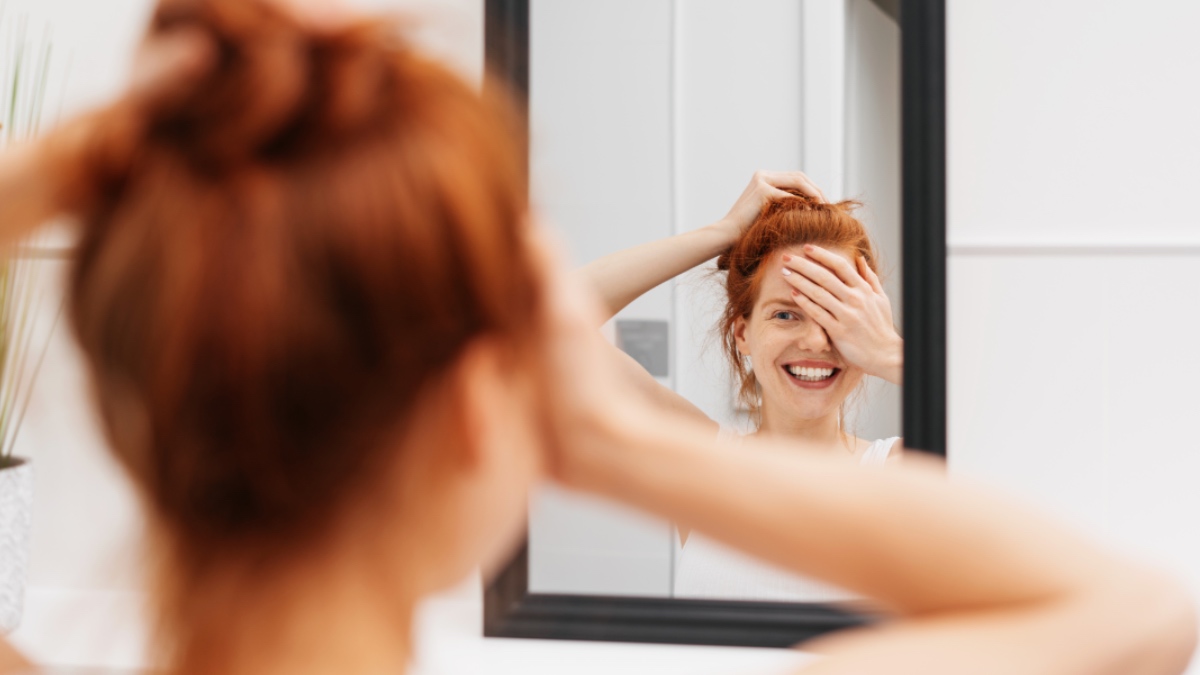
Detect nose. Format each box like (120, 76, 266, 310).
(796, 321, 832, 352)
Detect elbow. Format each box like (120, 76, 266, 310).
(1151, 574, 1198, 672)
(1122, 569, 1198, 673)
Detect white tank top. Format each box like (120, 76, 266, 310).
(672, 435, 900, 603)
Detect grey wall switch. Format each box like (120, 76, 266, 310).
(616, 319, 670, 378)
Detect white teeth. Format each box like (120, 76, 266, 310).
(786, 365, 835, 381)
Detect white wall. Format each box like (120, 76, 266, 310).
(673, 0, 805, 433)
(843, 0, 901, 442)
(946, 1, 1200, 671)
(527, 0, 676, 596)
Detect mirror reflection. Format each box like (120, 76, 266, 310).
(528, 0, 902, 603)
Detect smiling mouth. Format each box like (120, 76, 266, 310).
(783, 364, 840, 383)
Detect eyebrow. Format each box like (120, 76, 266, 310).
(760, 296, 798, 310)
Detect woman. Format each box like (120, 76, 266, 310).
(580, 181, 903, 599)
(0, 1, 1194, 674)
(580, 176, 902, 455)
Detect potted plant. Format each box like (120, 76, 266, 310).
(0, 12, 60, 634)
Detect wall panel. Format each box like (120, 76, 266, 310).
(948, 1, 1200, 669)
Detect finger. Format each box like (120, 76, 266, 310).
(783, 271, 845, 319)
(265, 0, 358, 31)
(858, 256, 885, 294)
(792, 290, 838, 332)
(802, 244, 870, 290)
(764, 185, 800, 202)
(761, 171, 826, 202)
(782, 254, 851, 302)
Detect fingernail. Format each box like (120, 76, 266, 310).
(803, 244, 815, 252)
(782, 254, 793, 261)
(781, 268, 792, 276)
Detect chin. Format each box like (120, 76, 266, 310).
(766, 386, 839, 417)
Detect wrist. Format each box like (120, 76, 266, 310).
(39, 111, 114, 211)
(566, 407, 718, 517)
(877, 336, 904, 385)
(703, 219, 739, 248)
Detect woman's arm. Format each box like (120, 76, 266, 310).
(0, 27, 214, 250)
(576, 224, 734, 322)
(535, 254, 1195, 675)
(0, 636, 32, 674)
(577, 171, 825, 323)
(564, 416, 1195, 674)
(605, 344, 718, 432)
(0, 137, 72, 247)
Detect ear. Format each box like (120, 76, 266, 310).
(448, 337, 508, 471)
(733, 315, 751, 356)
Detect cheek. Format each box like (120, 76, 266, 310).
(839, 368, 866, 391)
(746, 322, 781, 354)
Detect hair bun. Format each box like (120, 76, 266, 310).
(146, 0, 309, 165)
(143, 0, 399, 168)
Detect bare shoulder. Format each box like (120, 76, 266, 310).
(851, 436, 873, 457)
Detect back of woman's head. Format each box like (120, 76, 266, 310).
(715, 192, 878, 415)
(64, 0, 537, 590)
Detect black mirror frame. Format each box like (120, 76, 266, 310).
(483, 0, 945, 648)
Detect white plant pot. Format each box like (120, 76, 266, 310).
(0, 458, 32, 634)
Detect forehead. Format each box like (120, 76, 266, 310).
(753, 245, 855, 308)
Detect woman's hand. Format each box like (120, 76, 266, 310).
(781, 245, 903, 385)
(263, 0, 357, 31)
(712, 170, 826, 244)
(131, 0, 356, 112)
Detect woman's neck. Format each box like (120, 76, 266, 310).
(173, 547, 420, 675)
(755, 406, 852, 455)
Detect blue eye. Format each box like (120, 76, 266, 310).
(773, 310, 797, 321)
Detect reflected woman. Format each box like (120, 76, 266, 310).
(578, 175, 904, 600)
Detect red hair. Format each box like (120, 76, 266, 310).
(715, 193, 878, 418)
(58, 0, 537, 669)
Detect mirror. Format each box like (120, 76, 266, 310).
(486, 0, 946, 646)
